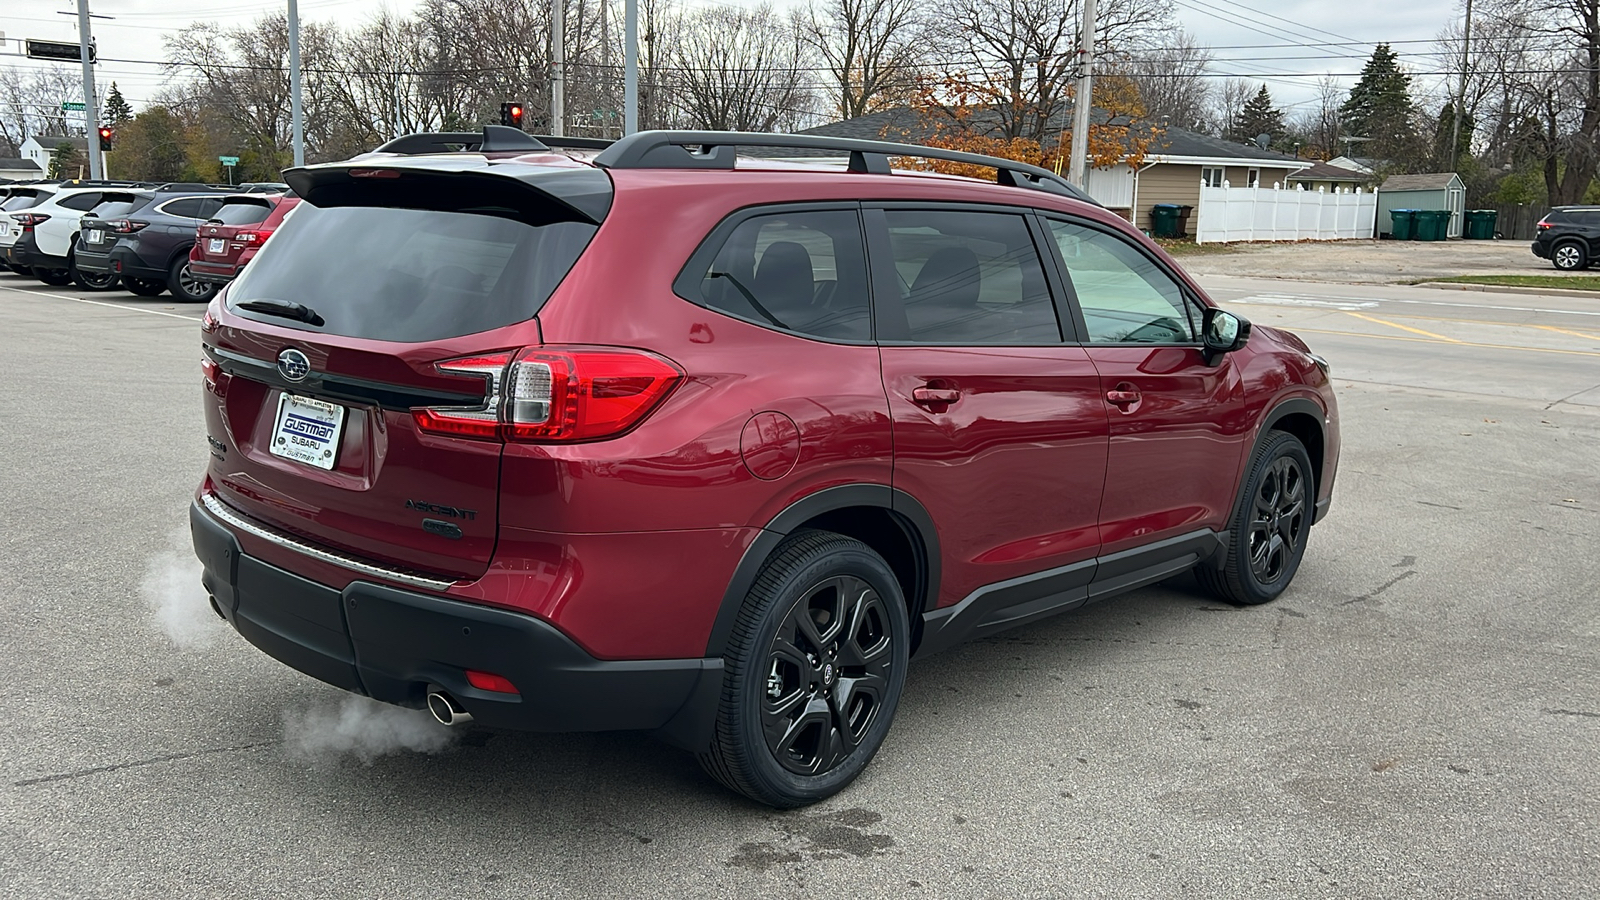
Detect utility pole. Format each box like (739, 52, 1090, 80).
(624, 0, 638, 134)
(394, 70, 403, 140)
(288, 0, 305, 167)
(1067, 0, 1097, 187)
(1449, 0, 1473, 173)
(552, 0, 565, 137)
(77, 0, 102, 181)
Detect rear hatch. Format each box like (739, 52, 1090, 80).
(78, 191, 148, 254)
(0, 189, 50, 247)
(196, 196, 276, 268)
(203, 161, 610, 581)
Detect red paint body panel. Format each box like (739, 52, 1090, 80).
(190, 197, 299, 279)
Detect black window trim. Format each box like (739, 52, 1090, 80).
(670, 200, 878, 346)
(862, 200, 1070, 348)
(1035, 211, 1209, 349)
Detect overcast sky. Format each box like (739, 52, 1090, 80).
(2, 0, 1466, 120)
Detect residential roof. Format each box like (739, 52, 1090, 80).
(0, 158, 43, 171)
(1379, 173, 1463, 191)
(1287, 161, 1369, 182)
(1146, 129, 1304, 165)
(25, 134, 89, 151)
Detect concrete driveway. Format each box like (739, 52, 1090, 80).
(1177, 239, 1556, 284)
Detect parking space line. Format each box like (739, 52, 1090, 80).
(0, 283, 199, 322)
(1344, 311, 1463, 343)
(1291, 326, 1600, 357)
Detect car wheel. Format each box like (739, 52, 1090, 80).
(35, 267, 73, 286)
(698, 529, 909, 808)
(70, 253, 119, 291)
(168, 257, 218, 303)
(1553, 241, 1587, 271)
(123, 276, 166, 297)
(1197, 431, 1315, 606)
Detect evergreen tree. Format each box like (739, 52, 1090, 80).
(47, 141, 83, 179)
(103, 82, 134, 127)
(1232, 85, 1285, 145)
(1339, 44, 1421, 167)
(1433, 101, 1473, 170)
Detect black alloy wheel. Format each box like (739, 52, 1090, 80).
(1197, 431, 1315, 605)
(699, 529, 909, 808)
(70, 251, 119, 291)
(168, 256, 218, 303)
(122, 276, 166, 297)
(1552, 241, 1587, 271)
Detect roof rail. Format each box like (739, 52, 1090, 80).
(592, 131, 1099, 205)
(375, 125, 550, 155)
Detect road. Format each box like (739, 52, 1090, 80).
(1, 272, 1596, 898)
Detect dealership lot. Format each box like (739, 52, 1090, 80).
(1, 271, 1596, 897)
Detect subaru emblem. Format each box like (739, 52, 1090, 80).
(277, 348, 311, 382)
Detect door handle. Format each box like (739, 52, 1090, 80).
(1106, 389, 1141, 407)
(912, 386, 961, 407)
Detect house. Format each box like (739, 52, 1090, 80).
(0, 157, 44, 182)
(794, 109, 1309, 230)
(19, 133, 90, 175)
(1375, 172, 1466, 238)
(1327, 156, 1381, 176)
(1286, 160, 1372, 194)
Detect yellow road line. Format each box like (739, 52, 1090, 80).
(1321, 311, 1600, 342)
(1344, 311, 1463, 342)
(1535, 324, 1600, 342)
(1290, 327, 1600, 358)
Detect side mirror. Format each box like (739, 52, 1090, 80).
(1201, 307, 1250, 365)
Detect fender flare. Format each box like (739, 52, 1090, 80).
(1223, 396, 1327, 537)
(701, 484, 939, 658)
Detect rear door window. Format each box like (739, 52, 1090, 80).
(227, 203, 597, 342)
(212, 200, 273, 225)
(160, 197, 218, 219)
(88, 194, 143, 219)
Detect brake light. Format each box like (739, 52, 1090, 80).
(349, 168, 402, 179)
(1537, 220, 1551, 230)
(108, 219, 148, 233)
(413, 346, 683, 443)
(234, 231, 261, 243)
(12, 212, 49, 231)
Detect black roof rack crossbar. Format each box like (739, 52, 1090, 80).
(592, 131, 1099, 205)
(530, 135, 614, 150)
(375, 125, 550, 155)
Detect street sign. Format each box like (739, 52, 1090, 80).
(26, 39, 95, 63)
(218, 156, 240, 166)
(62, 102, 86, 112)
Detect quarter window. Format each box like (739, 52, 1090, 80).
(59, 192, 101, 211)
(1047, 220, 1197, 344)
(882, 211, 1059, 344)
(691, 210, 871, 341)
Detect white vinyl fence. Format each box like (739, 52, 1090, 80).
(1194, 183, 1378, 244)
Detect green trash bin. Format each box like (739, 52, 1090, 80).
(1389, 209, 1417, 240)
(1465, 209, 1497, 240)
(1150, 204, 1182, 238)
(1413, 210, 1448, 242)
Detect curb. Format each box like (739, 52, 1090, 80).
(1413, 281, 1600, 300)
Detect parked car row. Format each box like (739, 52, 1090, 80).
(0, 180, 296, 299)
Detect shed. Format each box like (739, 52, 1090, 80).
(1376, 172, 1466, 238)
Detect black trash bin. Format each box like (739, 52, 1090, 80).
(1150, 204, 1182, 238)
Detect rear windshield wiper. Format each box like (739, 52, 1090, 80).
(237, 298, 326, 327)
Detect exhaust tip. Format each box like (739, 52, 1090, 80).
(208, 594, 227, 620)
(426, 690, 473, 727)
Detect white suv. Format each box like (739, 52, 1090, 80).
(0, 184, 58, 273)
(4, 184, 128, 288)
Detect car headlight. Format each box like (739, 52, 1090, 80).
(1306, 351, 1330, 375)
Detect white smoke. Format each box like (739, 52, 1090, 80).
(142, 544, 224, 649)
(283, 696, 457, 764)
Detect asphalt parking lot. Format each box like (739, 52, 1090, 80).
(2, 269, 1597, 898)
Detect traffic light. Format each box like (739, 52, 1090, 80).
(500, 102, 525, 130)
(97, 126, 113, 151)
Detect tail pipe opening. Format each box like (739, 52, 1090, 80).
(426, 689, 473, 727)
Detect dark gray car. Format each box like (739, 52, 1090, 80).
(73, 184, 237, 300)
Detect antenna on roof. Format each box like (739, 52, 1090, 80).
(1255, 133, 1271, 150)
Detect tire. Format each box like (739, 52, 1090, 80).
(6, 263, 30, 276)
(1197, 431, 1315, 606)
(698, 529, 909, 808)
(1552, 241, 1587, 271)
(168, 256, 217, 303)
(123, 276, 166, 296)
(35, 267, 72, 286)
(70, 251, 119, 291)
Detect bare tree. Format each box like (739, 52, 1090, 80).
(798, 0, 926, 120)
(1119, 30, 1211, 130)
(661, 4, 817, 132)
(1203, 77, 1254, 140)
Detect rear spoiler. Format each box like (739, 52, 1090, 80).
(282, 162, 612, 226)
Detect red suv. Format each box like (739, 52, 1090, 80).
(191, 127, 1338, 807)
(189, 193, 300, 286)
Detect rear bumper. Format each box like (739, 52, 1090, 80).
(76, 243, 165, 280)
(1531, 240, 1549, 259)
(190, 498, 721, 744)
(189, 259, 239, 284)
(5, 234, 63, 271)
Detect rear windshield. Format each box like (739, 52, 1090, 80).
(212, 200, 273, 226)
(227, 204, 597, 342)
(89, 194, 143, 218)
(2, 191, 46, 211)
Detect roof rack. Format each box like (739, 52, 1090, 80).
(592, 131, 1098, 205)
(373, 126, 615, 156)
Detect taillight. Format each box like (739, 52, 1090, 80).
(234, 231, 261, 243)
(413, 346, 683, 443)
(106, 219, 148, 233)
(12, 212, 49, 230)
(1537, 220, 1551, 230)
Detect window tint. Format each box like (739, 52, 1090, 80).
(883, 210, 1058, 344)
(2, 191, 46, 211)
(161, 198, 210, 219)
(212, 200, 273, 225)
(89, 194, 142, 219)
(1048, 220, 1196, 344)
(228, 204, 597, 342)
(691, 210, 870, 341)
(59, 192, 101, 211)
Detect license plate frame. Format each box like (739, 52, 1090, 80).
(207, 238, 225, 253)
(270, 393, 346, 471)
(85, 229, 104, 244)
